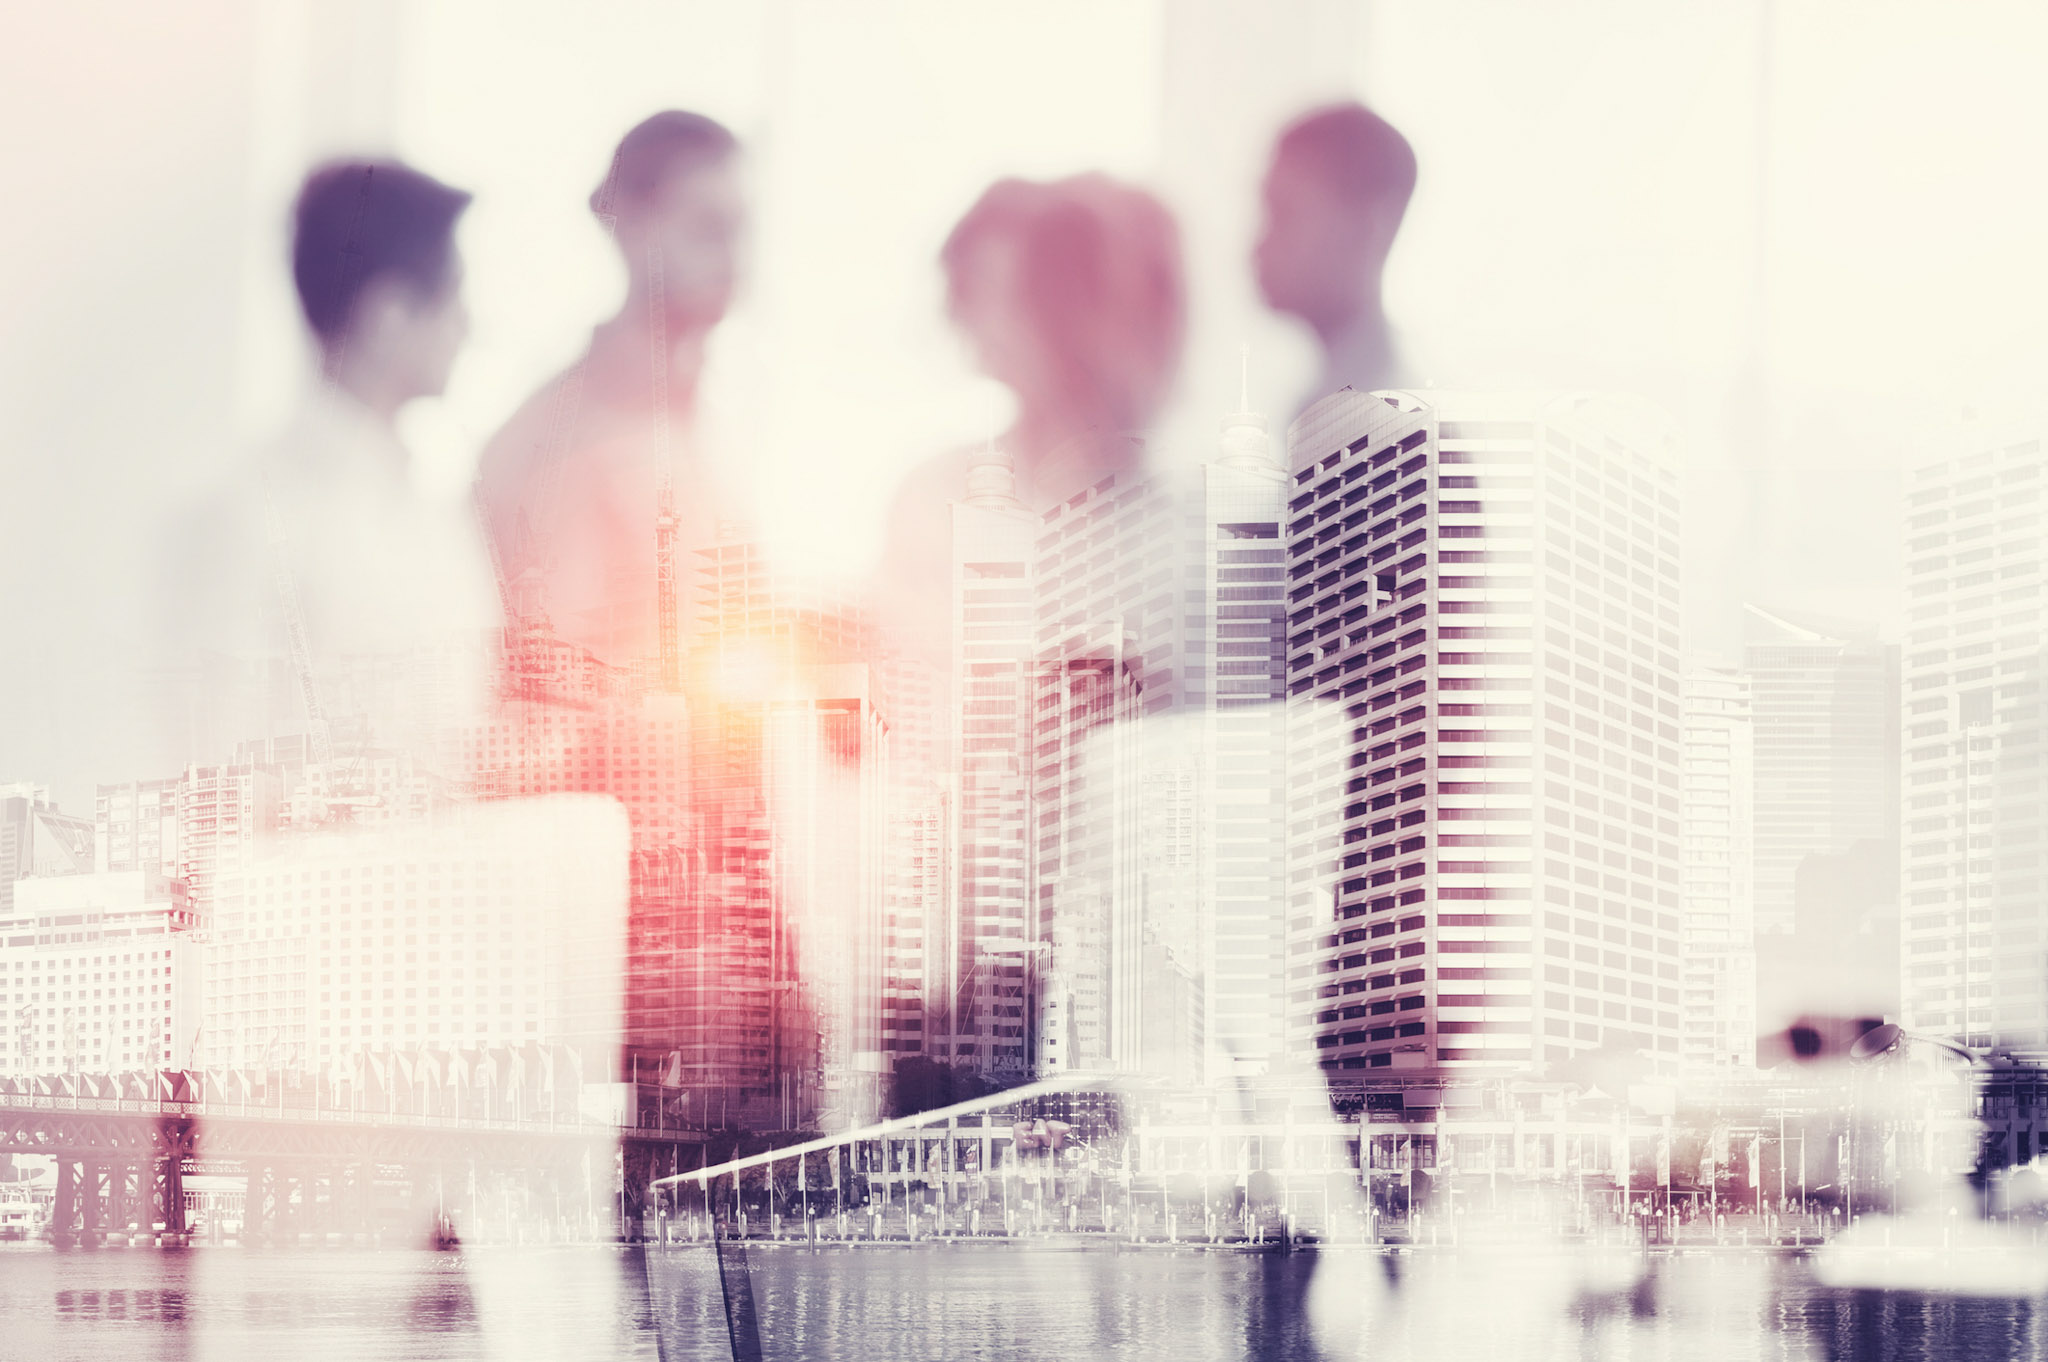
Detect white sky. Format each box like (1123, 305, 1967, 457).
(4, 0, 2048, 795)
(377, 1, 2048, 626)
(386, 0, 1165, 574)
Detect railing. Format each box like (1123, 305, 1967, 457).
(0, 1088, 701, 1140)
(644, 1075, 1394, 1264)
(653, 1074, 1097, 1193)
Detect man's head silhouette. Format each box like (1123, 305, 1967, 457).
(942, 174, 1184, 443)
(293, 160, 472, 414)
(598, 110, 744, 331)
(1255, 103, 1414, 345)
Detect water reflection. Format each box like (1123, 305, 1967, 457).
(0, 1244, 654, 1362)
(11, 1243, 2048, 1360)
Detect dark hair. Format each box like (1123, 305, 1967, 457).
(943, 175, 1185, 434)
(291, 160, 470, 344)
(592, 110, 739, 219)
(1274, 103, 1416, 214)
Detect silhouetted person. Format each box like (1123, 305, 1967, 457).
(163, 159, 500, 764)
(945, 174, 1183, 499)
(476, 110, 746, 668)
(875, 174, 1185, 653)
(1255, 103, 1415, 411)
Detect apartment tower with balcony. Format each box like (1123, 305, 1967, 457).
(1900, 434, 2048, 1047)
(1284, 390, 1684, 1079)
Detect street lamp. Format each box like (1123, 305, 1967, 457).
(1849, 1021, 2019, 1219)
(1849, 1023, 1984, 1068)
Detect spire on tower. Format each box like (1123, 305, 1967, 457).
(963, 442, 1021, 509)
(963, 400, 1022, 509)
(1216, 343, 1276, 470)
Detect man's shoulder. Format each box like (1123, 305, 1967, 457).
(476, 357, 637, 482)
(477, 372, 576, 497)
(155, 457, 276, 658)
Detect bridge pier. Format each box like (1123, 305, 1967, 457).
(106, 1159, 129, 1239)
(3, 1090, 715, 1250)
(160, 1148, 186, 1235)
(80, 1159, 105, 1246)
(287, 1164, 311, 1242)
(312, 1167, 335, 1238)
(244, 1162, 267, 1244)
(124, 1158, 144, 1235)
(275, 1164, 295, 1244)
(53, 1157, 77, 1246)
(356, 1159, 376, 1240)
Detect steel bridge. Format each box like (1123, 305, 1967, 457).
(0, 1080, 708, 1247)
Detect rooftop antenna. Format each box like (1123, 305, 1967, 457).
(964, 385, 1019, 508)
(651, 248, 681, 693)
(1216, 342, 1274, 470)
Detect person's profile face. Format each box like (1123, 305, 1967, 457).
(946, 232, 1039, 397)
(1254, 157, 1363, 328)
(627, 155, 746, 326)
(354, 253, 469, 403)
(403, 255, 470, 400)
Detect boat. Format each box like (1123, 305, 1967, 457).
(0, 1186, 42, 1242)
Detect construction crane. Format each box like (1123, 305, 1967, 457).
(465, 158, 632, 797)
(649, 251, 682, 694)
(261, 489, 333, 770)
(260, 486, 378, 821)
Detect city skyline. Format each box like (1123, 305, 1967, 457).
(0, 372, 1996, 1097)
(7, 8, 2047, 1359)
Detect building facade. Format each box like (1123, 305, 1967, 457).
(1025, 402, 1292, 1087)
(685, 539, 889, 1130)
(176, 761, 279, 915)
(0, 870, 200, 1075)
(0, 784, 95, 914)
(199, 799, 627, 1074)
(1741, 605, 1898, 937)
(1680, 664, 1756, 1072)
(1283, 390, 1684, 1080)
(1900, 434, 2048, 1047)
(1027, 442, 1186, 1080)
(95, 778, 180, 879)
(1188, 406, 1292, 1083)
(941, 448, 1038, 1080)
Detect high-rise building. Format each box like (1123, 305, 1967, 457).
(1741, 605, 1899, 936)
(0, 870, 200, 1075)
(867, 618, 951, 1074)
(200, 799, 626, 1072)
(176, 761, 279, 914)
(464, 688, 691, 1078)
(877, 693, 944, 1069)
(1899, 434, 2048, 1047)
(684, 538, 889, 1130)
(463, 614, 692, 1084)
(1026, 398, 1291, 1087)
(1283, 390, 1684, 1080)
(463, 686, 690, 843)
(938, 446, 1038, 1080)
(95, 778, 180, 879)
(0, 783, 95, 913)
(1191, 404, 1292, 1082)
(472, 521, 891, 1130)
(1680, 664, 1756, 1072)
